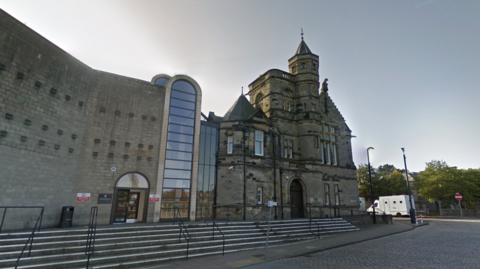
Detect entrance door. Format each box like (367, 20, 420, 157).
(290, 180, 304, 218)
(126, 192, 140, 223)
(114, 190, 130, 223)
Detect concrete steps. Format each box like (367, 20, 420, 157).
(0, 218, 358, 269)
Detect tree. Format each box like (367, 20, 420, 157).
(415, 160, 480, 208)
(357, 164, 409, 201)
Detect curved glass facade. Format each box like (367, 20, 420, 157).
(161, 80, 197, 219)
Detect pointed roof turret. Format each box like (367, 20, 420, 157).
(295, 28, 312, 55)
(223, 95, 257, 121)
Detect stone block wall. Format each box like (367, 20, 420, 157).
(0, 9, 94, 230)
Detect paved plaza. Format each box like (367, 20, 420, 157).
(155, 218, 480, 269)
(244, 218, 480, 269)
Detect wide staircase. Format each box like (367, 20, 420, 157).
(0, 218, 359, 269)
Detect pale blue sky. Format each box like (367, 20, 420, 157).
(1, 0, 479, 172)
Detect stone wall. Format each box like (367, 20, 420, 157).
(0, 9, 94, 230)
(0, 9, 167, 229)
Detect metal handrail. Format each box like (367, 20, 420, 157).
(212, 221, 225, 256)
(14, 207, 44, 268)
(0, 206, 44, 233)
(173, 206, 191, 260)
(309, 218, 323, 239)
(85, 207, 98, 268)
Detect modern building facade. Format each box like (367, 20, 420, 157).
(0, 9, 358, 231)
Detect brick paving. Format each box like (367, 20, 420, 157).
(245, 218, 480, 269)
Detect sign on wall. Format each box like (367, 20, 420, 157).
(97, 193, 113, 204)
(76, 193, 91, 202)
(149, 194, 160, 202)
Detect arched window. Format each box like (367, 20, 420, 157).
(255, 93, 264, 110)
(116, 173, 149, 188)
(154, 77, 169, 87)
(161, 80, 197, 219)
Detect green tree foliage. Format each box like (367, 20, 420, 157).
(415, 160, 480, 208)
(357, 164, 409, 202)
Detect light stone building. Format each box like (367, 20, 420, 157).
(0, 9, 358, 231)
(207, 37, 358, 220)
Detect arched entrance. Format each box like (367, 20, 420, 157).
(290, 180, 304, 218)
(112, 173, 149, 224)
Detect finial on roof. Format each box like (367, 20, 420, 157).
(301, 28, 304, 40)
(242, 86, 244, 95)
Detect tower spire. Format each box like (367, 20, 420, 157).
(301, 28, 304, 40)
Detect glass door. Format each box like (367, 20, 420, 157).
(127, 192, 140, 222)
(114, 190, 130, 223)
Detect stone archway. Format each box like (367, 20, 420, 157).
(290, 179, 304, 218)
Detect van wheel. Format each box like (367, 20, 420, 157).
(396, 213, 402, 217)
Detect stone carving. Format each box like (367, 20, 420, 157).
(321, 78, 329, 92)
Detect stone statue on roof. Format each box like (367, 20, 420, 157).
(321, 78, 329, 92)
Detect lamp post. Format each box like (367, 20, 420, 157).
(401, 148, 416, 224)
(367, 147, 376, 224)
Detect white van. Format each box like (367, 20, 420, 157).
(366, 195, 415, 217)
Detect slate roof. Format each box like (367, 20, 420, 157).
(295, 39, 312, 55)
(223, 95, 257, 121)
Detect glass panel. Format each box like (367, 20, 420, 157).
(171, 90, 196, 102)
(168, 124, 194, 135)
(167, 141, 192, 152)
(170, 98, 195, 110)
(116, 173, 149, 188)
(162, 188, 189, 198)
(170, 107, 195, 118)
(165, 160, 192, 170)
(164, 169, 191, 179)
(330, 127, 335, 134)
(163, 179, 191, 188)
(167, 132, 193, 143)
(255, 141, 263, 155)
(166, 150, 192, 161)
(169, 115, 194, 126)
(197, 165, 205, 192)
(154, 77, 168, 86)
(172, 80, 196, 94)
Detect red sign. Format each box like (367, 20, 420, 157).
(76, 193, 91, 202)
(149, 194, 160, 202)
(455, 193, 463, 200)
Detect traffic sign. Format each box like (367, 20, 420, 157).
(455, 193, 463, 200)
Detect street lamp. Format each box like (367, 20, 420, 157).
(401, 148, 416, 224)
(367, 147, 376, 224)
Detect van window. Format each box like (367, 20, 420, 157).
(374, 203, 378, 207)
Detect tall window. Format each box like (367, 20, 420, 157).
(257, 187, 263, 204)
(320, 125, 337, 166)
(334, 184, 340, 206)
(255, 130, 264, 156)
(283, 139, 293, 158)
(161, 80, 196, 219)
(227, 136, 233, 154)
(324, 184, 330, 206)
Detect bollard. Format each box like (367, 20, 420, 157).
(420, 215, 423, 224)
(415, 216, 418, 225)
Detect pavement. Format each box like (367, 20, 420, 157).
(153, 218, 425, 269)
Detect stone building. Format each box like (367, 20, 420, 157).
(0, 9, 358, 231)
(207, 37, 358, 220)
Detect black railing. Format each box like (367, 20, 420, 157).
(309, 218, 323, 239)
(11, 207, 44, 269)
(212, 221, 225, 256)
(85, 207, 98, 268)
(0, 206, 44, 233)
(173, 206, 191, 260)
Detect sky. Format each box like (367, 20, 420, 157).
(1, 0, 479, 172)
